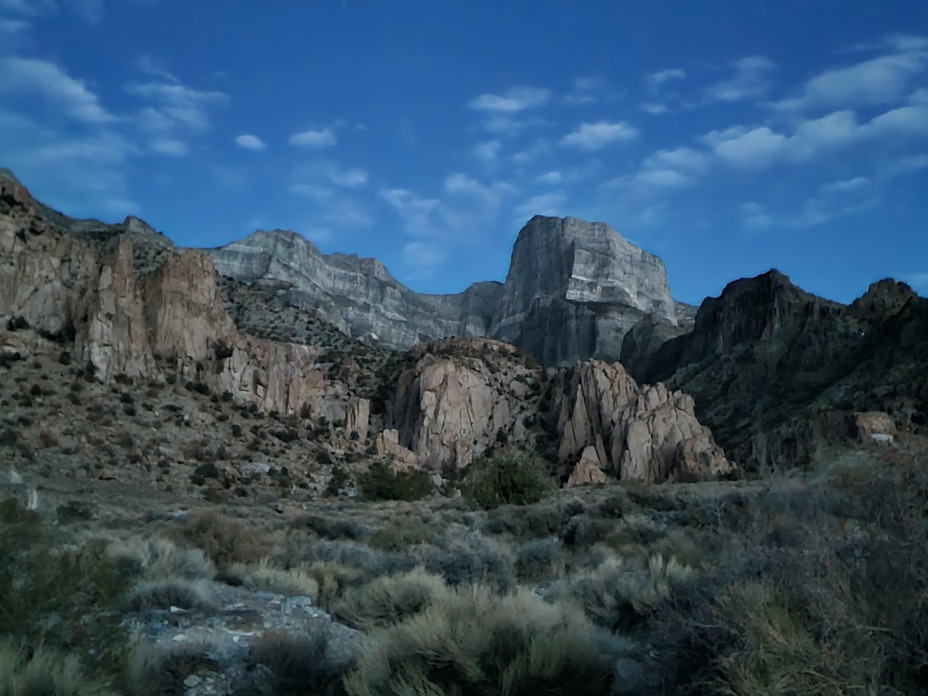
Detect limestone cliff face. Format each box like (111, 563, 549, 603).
(490, 216, 679, 365)
(208, 216, 683, 365)
(208, 230, 502, 349)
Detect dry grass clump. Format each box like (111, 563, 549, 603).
(344, 584, 618, 696)
(0, 640, 116, 696)
(123, 578, 218, 612)
(106, 535, 215, 581)
(550, 553, 694, 632)
(225, 559, 320, 599)
(333, 567, 447, 631)
(169, 510, 268, 566)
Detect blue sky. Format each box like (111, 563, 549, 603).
(1, 0, 926, 304)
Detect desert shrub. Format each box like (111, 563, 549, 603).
(654, 457, 928, 695)
(483, 501, 564, 540)
(514, 536, 567, 581)
(463, 450, 553, 509)
(291, 513, 368, 541)
(0, 507, 129, 676)
(0, 640, 116, 696)
(248, 629, 353, 696)
(357, 461, 433, 502)
(123, 578, 217, 612)
(369, 515, 436, 551)
(333, 568, 447, 631)
(107, 535, 216, 581)
(126, 639, 223, 696)
(343, 585, 618, 696)
(56, 499, 98, 524)
(416, 528, 514, 591)
(224, 559, 320, 599)
(303, 561, 365, 608)
(170, 510, 266, 566)
(550, 554, 693, 633)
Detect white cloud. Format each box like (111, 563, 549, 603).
(705, 56, 777, 103)
(235, 134, 266, 151)
(640, 103, 668, 115)
(911, 88, 928, 105)
(150, 138, 187, 157)
(0, 56, 115, 123)
(288, 127, 337, 147)
(641, 146, 708, 173)
(381, 188, 446, 234)
(631, 169, 690, 189)
(330, 167, 367, 187)
(0, 18, 30, 47)
(880, 153, 928, 179)
(473, 140, 501, 161)
(647, 68, 685, 90)
(294, 160, 368, 188)
(821, 176, 870, 194)
(537, 170, 563, 184)
(775, 50, 927, 112)
(0, 0, 54, 14)
(740, 202, 773, 232)
(562, 77, 613, 106)
(402, 241, 446, 270)
(468, 86, 551, 112)
(127, 80, 227, 131)
(136, 54, 179, 84)
(560, 121, 638, 150)
(515, 191, 567, 219)
(707, 105, 928, 170)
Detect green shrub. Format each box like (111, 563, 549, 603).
(357, 461, 433, 502)
(343, 585, 617, 696)
(463, 450, 553, 509)
(0, 640, 115, 696)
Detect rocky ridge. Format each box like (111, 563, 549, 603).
(0, 169, 728, 488)
(621, 270, 928, 470)
(208, 215, 694, 366)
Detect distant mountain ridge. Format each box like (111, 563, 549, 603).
(208, 215, 695, 365)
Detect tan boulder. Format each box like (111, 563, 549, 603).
(672, 437, 733, 480)
(374, 429, 419, 469)
(855, 411, 896, 444)
(566, 446, 608, 487)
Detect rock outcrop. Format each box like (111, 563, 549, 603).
(623, 270, 928, 470)
(0, 168, 735, 486)
(548, 361, 732, 483)
(208, 216, 685, 365)
(490, 216, 680, 365)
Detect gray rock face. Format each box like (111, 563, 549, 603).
(209, 217, 682, 366)
(208, 230, 502, 350)
(498, 216, 681, 364)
